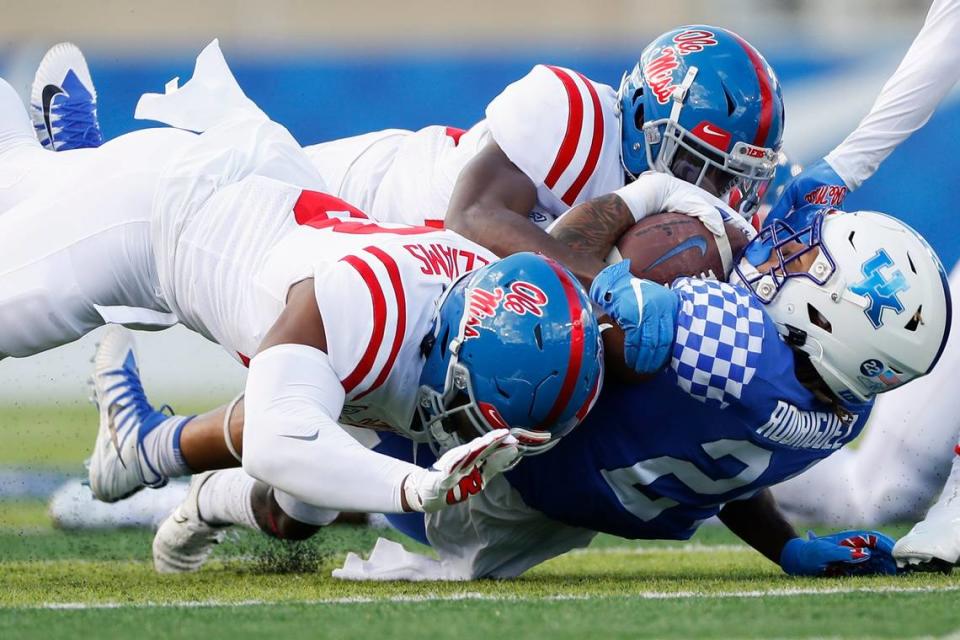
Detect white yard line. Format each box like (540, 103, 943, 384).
(569, 543, 750, 555)
(11, 584, 960, 611)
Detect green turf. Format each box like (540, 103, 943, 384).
(1, 500, 958, 639)
(3, 592, 958, 640)
(1, 406, 957, 639)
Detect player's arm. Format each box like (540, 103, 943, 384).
(719, 488, 898, 576)
(770, 0, 960, 218)
(242, 280, 515, 514)
(559, 176, 735, 377)
(549, 172, 734, 266)
(717, 489, 797, 564)
(444, 141, 613, 286)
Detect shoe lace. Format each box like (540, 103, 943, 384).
(52, 99, 103, 150)
(103, 359, 170, 487)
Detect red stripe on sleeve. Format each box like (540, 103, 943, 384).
(560, 72, 604, 205)
(731, 34, 774, 147)
(353, 247, 407, 400)
(339, 255, 388, 394)
(294, 190, 368, 226)
(543, 66, 585, 190)
(541, 259, 586, 428)
(444, 126, 466, 145)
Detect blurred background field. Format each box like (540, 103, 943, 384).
(0, 0, 956, 413)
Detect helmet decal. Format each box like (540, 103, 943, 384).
(847, 250, 910, 329)
(503, 282, 549, 316)
(417, 253, 604, 455)
(462, 286, 504, 340)
(462, 281, 549, 340)
(644, 47, 682, 105)
(643, 28, 720, 105)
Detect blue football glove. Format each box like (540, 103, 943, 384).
(780, 530, 898, 577)
(590, 260, 679, 375)
(767, 158, 850, 225)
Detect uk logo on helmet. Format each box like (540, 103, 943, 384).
(848, 249, 910, 329)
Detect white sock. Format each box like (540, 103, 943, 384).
(140, 415, 193, 479)
(197, 469, 259, 529)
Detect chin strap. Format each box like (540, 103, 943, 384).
(222, 393, 244, 463)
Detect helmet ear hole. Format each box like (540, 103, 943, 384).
(633, 101, 645, 130)
(533, 323, 544, 350)
(905, 305, 923, 332)
(807, 304, 832, 333)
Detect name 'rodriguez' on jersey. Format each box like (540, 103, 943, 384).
(505, 277, 873, 541)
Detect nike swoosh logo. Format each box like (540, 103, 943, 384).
(280, 430, 320, 442)
(41, 84, 65, 143)
(701, 124, 725, 137)
(644, 235, 708, 271)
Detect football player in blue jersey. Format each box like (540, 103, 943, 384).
(329, 201, 952, 581)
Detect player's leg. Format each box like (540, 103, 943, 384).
(0, 165, 170, 359)
(87, 327, 247, 502)
(0, 77, 62, 214)
(0, 77, 38, 154)
(892, 441, 960, 570)
(152, 469, 334, 573)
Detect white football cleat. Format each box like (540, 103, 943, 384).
(48, 478, 189, 530)
(153, 471, 228, 573)
(87, 325, 170, 503)
(894, 446, 960, 572)
(30, 42, 102, 150)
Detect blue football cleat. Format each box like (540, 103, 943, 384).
(30, 42, 103, 151)
(87, 326, 171, 502)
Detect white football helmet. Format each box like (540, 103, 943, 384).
(732, 207, 951, 403)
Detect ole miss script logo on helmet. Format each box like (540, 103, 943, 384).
(644, 28, 719, 104)
(463, 281, 549, 339)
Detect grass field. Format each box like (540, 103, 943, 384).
(2, 406, 960, 639)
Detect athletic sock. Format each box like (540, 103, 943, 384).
(140, 415, 194, 479)
(197, 469, 259, 529)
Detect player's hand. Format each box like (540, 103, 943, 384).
(619, 172, 730, 237)
(767, 158, 850, 224)
(402, 429, 519, 513)
(590, 260, 679, 375)
(780, 530, 897, 577)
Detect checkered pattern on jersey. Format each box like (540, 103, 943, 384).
(670, 278, 765, 408)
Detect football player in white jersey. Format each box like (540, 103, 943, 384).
(0, 42, 616, 542)
(119, 30, 787, 571)
(26, 27, 786, 535)
(304, 24, 780, 286)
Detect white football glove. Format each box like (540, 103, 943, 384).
(402, 429, 519, 513)
(614, 172, 745, 238)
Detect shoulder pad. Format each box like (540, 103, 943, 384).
(486, 65, 608, 206)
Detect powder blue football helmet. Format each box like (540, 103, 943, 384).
(417, 252, 604, 455)
(619, 25, 785, 216)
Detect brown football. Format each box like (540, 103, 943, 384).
(607, 212, 752, 284)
